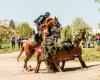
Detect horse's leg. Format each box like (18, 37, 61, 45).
(35, 55, 41, 73)
(23, 51, 29, 70)
(35, 61, 41, 73)
(24, 51, 34, 70)
(53, 61, 62, 72)
(78, 55, 87, 68)
(45, 61, 51, 72)
(61, 61, 65, 71)
(45, 61, 57, 72)
(17, 46, 24, 62)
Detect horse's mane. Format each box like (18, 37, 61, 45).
(46, 17, 60, 28)
(73, 28, 86, 44)
(45, 17, 53, 23)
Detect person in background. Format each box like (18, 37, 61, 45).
(11, 36, 16, 49)
(0, 37, 2, 49)
(96, 33, 100, 50)
(20, 37, 23, 48)
(87, 34, 93, 48)
(17, 38, 20, 48)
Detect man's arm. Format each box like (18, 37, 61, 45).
(34, 15, 44, 23)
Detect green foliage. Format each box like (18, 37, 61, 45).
(0, 25, 15, 48)
(71, 17, 91, 35)
(0, 39, 19, 54)
(60, 17, 92, 40)
(60, 25, 72, 40)
(95, 0, 100, 3)
(9, 20, 15, 29)
(0, 25, 13, 37)
(72, 17, 91, 32)
(16, 22, 33, 37)
(82, 43, 100, 61)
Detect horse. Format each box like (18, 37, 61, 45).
(34, 17, 61, 73)
(17, 17, 60, 70)
(17, 34, 42, 70)
(51, 28, 87, 71)
(34, 28, 87, 73)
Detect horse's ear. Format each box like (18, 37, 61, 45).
(80, 29, 82, 32)
(54, 16, 56, 19)
(55, 16, 58, 20)
(54, 16, 57, 20)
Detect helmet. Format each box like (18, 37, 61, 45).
(45, 12, 50, 17)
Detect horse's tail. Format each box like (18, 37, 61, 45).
(17, 46, 24, 62)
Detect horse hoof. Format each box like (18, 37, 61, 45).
(35, 71, 38, 73)
(47, 69, 56, 73)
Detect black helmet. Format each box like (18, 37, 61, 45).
(45, 12, 50, 17)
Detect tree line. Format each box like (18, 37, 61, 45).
(0, 17, 93, 49)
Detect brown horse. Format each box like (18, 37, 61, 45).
(40, 17, 60, 41)
(17, 17, 60, 70)
(34, 17, 61, 73)
(17, 38, 36, 70)
(17, 35, 42, 70)
(35, 28, 87, 73)
(51, 28, 87, 71)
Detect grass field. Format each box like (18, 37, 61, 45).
(0, 39, 20, 54)
(82, 45, 100, 61)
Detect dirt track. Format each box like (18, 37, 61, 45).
(0, 52, 100, 80)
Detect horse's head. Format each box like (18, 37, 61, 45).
(73, 28, 86, 46)
(41, 17, 61, 41)
(52, 17, 61, 27)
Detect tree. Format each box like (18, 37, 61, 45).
(0, 25, 13, 48)
(60, 25, 72, 40)
(9, 20, 15, 29)
(16, 22, 33, 37)
(95, 0, 100, 11)
(71, 17, 91, 34)
(95, 0, 100, 3)
(0, 25, 13, 37)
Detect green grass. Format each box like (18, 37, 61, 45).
(0, 47, 19, 54)
(82, 42, 100, 61)
(0, 40, 20, 54)
(82, 47, 100, 61)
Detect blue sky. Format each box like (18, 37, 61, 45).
(0, 0, 100, 29)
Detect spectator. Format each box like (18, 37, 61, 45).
(0, 37, 2, 49)
(96, 33, 100, 50)
(20, 38, 23, 48)
(96, 33, 100, 46)
(87, 34, 93, 48)
(17, 38, 20, 48)
(11, 36, 16, 49)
